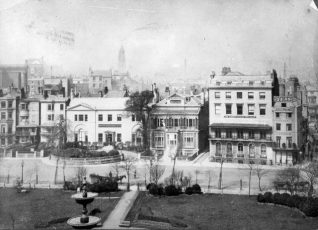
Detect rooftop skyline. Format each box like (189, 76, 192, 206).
(0, 0, 318, 81)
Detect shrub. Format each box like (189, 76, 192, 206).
(185, 187, 193, 195)
(146, 183, 156, 190)
(192, 184, 202, 194)
(88, 181, 118, 193)
(257, 193, 265, 203)
(280, 193, 291, 206)
(164, 185, 181, 196)
(263, 192, 273, 203)
(273, 193, 281, 204)
(301, 198, 318, 217)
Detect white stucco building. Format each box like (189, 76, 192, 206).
(208, 71, 275, 164)
(66, 97, 141, 145)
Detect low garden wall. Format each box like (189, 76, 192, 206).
(50, 154, 121, 165)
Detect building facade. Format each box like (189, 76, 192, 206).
(40, 96, 67, 143)
(0, 65, 27, 90)
(67, 97, 140, 145)
(0, 90, 19, 157)
(88, 68, 112, 94)
(16, 97, 41, 146)
(149, 93, 203, 159)
(272, 96, 303, 165)
(26, 58, 44, 96)
(208, 72, 274, 164)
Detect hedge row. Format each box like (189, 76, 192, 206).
(147, 183, 202, 196)
(257, 192, 318, 217)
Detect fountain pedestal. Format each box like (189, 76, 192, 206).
(67, 178, 101, 229)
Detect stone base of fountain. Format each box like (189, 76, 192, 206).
(67, 216, 101, 229)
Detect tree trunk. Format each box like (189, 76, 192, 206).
(258, 177, 262, 191)
(249, 169, 252, 196)
(218, 162, 223, 190)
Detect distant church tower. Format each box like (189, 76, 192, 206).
(118, 46, 126, 73)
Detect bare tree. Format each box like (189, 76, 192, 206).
(274, 166, 301, 195)
(34, 162, 40, 184)
(207, 170, 213, 192)
(150, 162, 165, 185)
(255, 164, 267, 191)
(301, 162, 318, 197)
(218, 157, 225, 190)
(75, 166, 87, 185)
(111, 162, 121, 178)
(195, 169, 199, 184)
(9, 212, 15, 230)
(248, 163, 254, 196)
(120, 157, 137, 191)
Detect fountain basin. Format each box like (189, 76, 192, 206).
(67, 216, 101, 229)
(71, 192, 98, 205)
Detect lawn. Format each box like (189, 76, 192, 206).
(127, 192, 318, 230)
(0, 188, 123, 229)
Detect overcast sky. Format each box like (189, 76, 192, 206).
(0, 0, 317, 81)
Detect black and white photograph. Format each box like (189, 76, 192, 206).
(0, 0, 318, 229)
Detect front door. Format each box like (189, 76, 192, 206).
(106, 133, 113, 145)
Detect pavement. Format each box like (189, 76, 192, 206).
(97, 190, 139, 229)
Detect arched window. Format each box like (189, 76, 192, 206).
(216, 142, 221, 155)
(226, 143, 232, 154)
(249, 144, 255, 158)
(261, 144, 266, 157)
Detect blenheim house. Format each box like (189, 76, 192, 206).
(208, 72, 274, 164)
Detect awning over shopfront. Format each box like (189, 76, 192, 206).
(209, 123, 272, 130)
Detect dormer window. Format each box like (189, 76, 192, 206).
(170, 100, 181, 104)
(249, 81, 254, 86)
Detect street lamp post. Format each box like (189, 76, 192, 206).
(21, 160, 24, 184)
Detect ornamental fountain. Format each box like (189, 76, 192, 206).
(67, 177, 101, 229)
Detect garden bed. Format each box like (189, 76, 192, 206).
(126, 192, 318, 230)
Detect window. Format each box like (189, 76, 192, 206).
(108, 114, 112, 121)
(117, 114, 122, 121)
(99, 76, 102, 81)
(226, 143, 232, 154)
(132, 114, 136, 121)
(237, 92, 242, 99)
(287, 113, 292, 118)
(260, 131, 266, 139)
(7, 125, 12, 134)
(174, 119, 179, 127)
(1, 138, 5, 146)
(226, 104, 232, 115)
(226, 130, 232, 138)
(117, 133, 122, 142)
(1, 112, 5, 120)
(249, 81, 254, 86)
(79, 115, 84, 121)
(60, 104, 64, 110)
(248, 130, 254, 139)
(48, 104, 54, 111)
(249, 144, 255, 158)
(98, 133, 103, 143)
(85, 135, 88, 143)
(215, 92, 220, 99)
(75, 115, 78, 121)
(286, 124, 292, 131)
(276, 112, 280, 118)
(59, 114, 64, 120)
(184, 133, 194, 148)
(276, 123, 281, 131)
(259, 104, 266, 115)
(154, 132, 164, 147)
(216, 142, 221, 155)
(7, 137, 12, 145)
(237, 104, 243, 115)
(261, 145, 266, 157)
(8, 112, 12, 119)
(8, 101, 12, 108)
(226, 92, 231, 99)
(1, 125, 5, 133)
(215, 104, 221, 115)
(237, 130, 243, 139)
(215, 129, 221, 138)
(287, 137, 292, 148)
(48, 114, 54, 121)
(248, 92, 254, 99)
(259, 92, 265, 100)
(248, 104, 255, 115)
(98, 114, 103, 121)
(85, 115, 88, 121)
(281, 103, 286, 107)
(238, 143, 243, 153)
(0, 101, 5, 108)
(276, 136, 281, 147)
(168, 133, 177, 146)
(21, 104, 26, 110)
